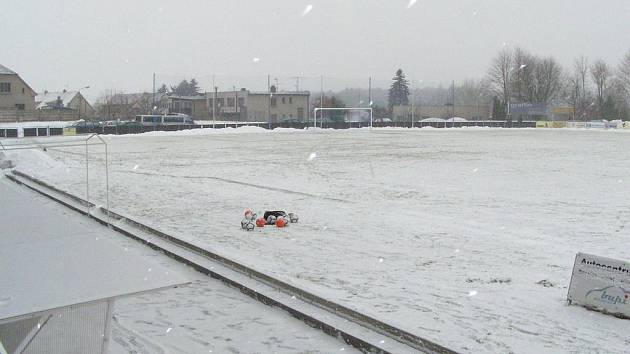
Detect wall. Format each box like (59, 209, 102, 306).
(0, 109, 79, 123)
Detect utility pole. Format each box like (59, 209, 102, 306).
(319, 75, 323, 127)
(267, 74, 271, 129)
(152, 73, 156, 113)
(411, 79, 414, 128)
(213, 86, 217, 128)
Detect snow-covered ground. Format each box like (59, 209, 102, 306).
(0, 170, 358, 354)
(6, 127, 630, 353)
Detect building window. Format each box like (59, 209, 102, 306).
(271, 97, 277, 107)
(15, 104, 25, 110)
(227, 98, 235, 107)
(217, 98, 225, 107)
(238, 97, 244, 107)
(282, 97, 286, 104)
(289, 97, 293, 104)
(297, 107, 304, 119)
(22, 88, 25, 94)
(0, 83, 10, 93)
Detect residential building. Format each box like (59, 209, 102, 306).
(168, 88, 310, 122)
(35, 90, 95, 119)
(0, 64, 37, 112)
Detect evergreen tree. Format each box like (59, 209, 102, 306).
(388, 69, 410, 110)
(602, 95, 618, 120)
(171, 80, 190, 96)
(157, 84, 168, 94)
(189, 78, 201, 95)
(329, 96, 346, 122)
(492, 96, 506, 119)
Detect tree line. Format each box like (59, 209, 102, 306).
(487, 47, 630, 120)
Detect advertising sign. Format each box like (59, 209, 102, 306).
(567, 253, 630, 318)
(509, 102, 548, 115)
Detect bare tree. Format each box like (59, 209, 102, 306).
(618, 49, 630, 100)
(590, 60, 612, 118)
(574, 56, 590, 119)
(511, 47, 536, 102)
(487, 48, 513, 104)
(531, 56, 563, 104)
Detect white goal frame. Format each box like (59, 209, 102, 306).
(313, 107, 373, 128)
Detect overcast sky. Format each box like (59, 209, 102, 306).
(2, 0, 629, 99)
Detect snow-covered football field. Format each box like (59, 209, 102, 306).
(6, 127, 630, 353)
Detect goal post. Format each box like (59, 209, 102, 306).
(313, 107, 373, 128)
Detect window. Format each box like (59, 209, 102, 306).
(15, 104, 25, 110)
(297, 107, 304, 119)
(238, 97, 244, 107)
(289, 97, 293, 104)
(227, 98, 235, 107)
(22, 88, 25, 94)
(282, 97, 286, 104)
(217, 98, 225, 107)
(0, 83, 10, 93)
(271, 97, 277, 107)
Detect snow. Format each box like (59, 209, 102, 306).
(8, 128, 630, 353)
(0, 121, 76, 129)
(34, 91, 79, 109)
(0, 64, 16, 75)
(0, 176, 188, 319)
(0, 174, 359, 353)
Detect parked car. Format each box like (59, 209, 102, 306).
(71, 120, 102, 129)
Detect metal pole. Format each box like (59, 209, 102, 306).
(268, 74, 271, 129)
(411, 79, 414, 128)
(85, 140, 89, 216)
(105, 142, 110, 226)
(213, 86, 218, 128)
(320, 75, 323, 128)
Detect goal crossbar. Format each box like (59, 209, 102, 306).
(313, 107, 373, 128)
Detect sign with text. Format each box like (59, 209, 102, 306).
(567, 253, 630, 318)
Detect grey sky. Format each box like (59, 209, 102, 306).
(2, 0, 629, 99)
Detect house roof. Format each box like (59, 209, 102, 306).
(35, 91, 84, 110)
(0, 64, 37, 95)
(0, 64, 17, 75)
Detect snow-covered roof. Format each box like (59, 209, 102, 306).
(35, 91, 79, 109)
(446, 117, 468, 122)
(0, 64, 17, 75)
(420, 117, 446, 122)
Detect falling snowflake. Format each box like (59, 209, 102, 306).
(302, 4, 313, 17)
(472, 168, 479, 173)
(166, 327, 172, 333)
(379, 340, 385, 344)
(133, 165, 139, 170)
(468, 290, 478, 297)
(454, 249, 460, 253)
(407, 0, 418, 8)
(148, 268, 152, 272)
(307, 152, 317, 161)
(519, 64, 527, 70)
(378, 258, 384, 263)
(252, 57, 260, 63)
